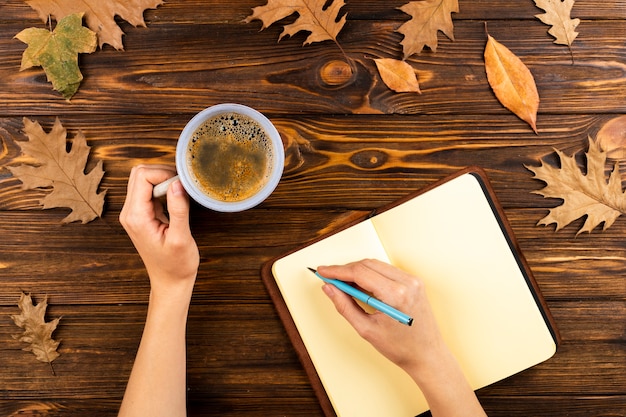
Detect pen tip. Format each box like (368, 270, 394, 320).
(307, 267, 316, 273)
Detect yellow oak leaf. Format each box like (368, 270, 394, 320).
(244, 0, 347, 46)
(484, 34, 540, 133)
(526, 137, 626, 234)
(7, 118, 106, 224)
(23, 0, 163, 50)
(396, 0, 459, 59)
(15, 13, 97, 100)
(534, 0, 580, 47)
(374, 58, 421, 93)
(11, 292, 61, 369)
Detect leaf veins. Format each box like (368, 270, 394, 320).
(11, 292, 61, 371)
(7, 118, 106, 224)
(526, 137, 626, 234)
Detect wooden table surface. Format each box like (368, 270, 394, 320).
(1, 1, 626, 416)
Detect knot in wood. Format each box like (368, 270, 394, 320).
(350, 149, 388, 169)
(319, 60, 353, 87)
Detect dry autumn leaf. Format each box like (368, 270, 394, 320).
(397, 0, 459, 59)
(596, 115, 626, 160)
(534, 0, 580, 48)
(244, 0, 347, 47)
(23, 0, 163, 50)
(484, 34, 540, 133)
(374, 58, 421, 93)
(11, 292, 61, 370)
(8, 118, 106, 224)
(15, 13, 97, 100)
(526, 137, 626, 234)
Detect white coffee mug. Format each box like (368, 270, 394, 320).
(153, 103, 284, 212)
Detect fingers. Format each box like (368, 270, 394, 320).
(322, 283, 376, 337)
(165, 179, 191, 240)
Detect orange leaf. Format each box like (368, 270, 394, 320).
(596, 115, 626, 160)
(484, 34, 540, 133)
(374, 58, 421, 93)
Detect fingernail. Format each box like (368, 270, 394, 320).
(322, 284, 335, 298)
(170, 180, 184, 195)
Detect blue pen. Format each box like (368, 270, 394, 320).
(308, 267, 414, 326)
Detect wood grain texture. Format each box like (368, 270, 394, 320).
(1, 0, 625, 416)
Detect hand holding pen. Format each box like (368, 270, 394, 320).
(316, 259, 447, 372)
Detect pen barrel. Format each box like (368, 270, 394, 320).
(366, 297, 413, 326)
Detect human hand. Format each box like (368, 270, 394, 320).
(317, 259, 447, 374)
(119, 165, 199, 297)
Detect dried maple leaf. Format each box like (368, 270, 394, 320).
(396, 0, 459, 59)
(7, 118, 106, 224)
(11, 292, 61, 369)
(526, 137, 626, 234)
(534, 0, 580, 48)
(374, 58, 421, 93)
(244, 0, 347, 47)
(15, 13, 97, 100)
(23, 0, 163, 50)
(484, 34, 540, 133)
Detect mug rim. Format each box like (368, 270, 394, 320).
(176, 103, 284, 212)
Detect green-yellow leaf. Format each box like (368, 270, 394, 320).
(15, 13, 97, 99)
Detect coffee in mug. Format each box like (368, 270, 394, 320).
(153, 104, 284, 212)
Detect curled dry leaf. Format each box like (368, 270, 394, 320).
(244, 0, 347, 46)
(374, 58, 421, 93)
(596, 115, 626, 160)
(526, 137, 626, 234)
(534, 0, 580, 47)
(484, 34, 540, 133)
(397, 0, 459, 59)
(11, 292, 61, 368)
(7, 118, 106, 224)
(23, 0, 163, 50)
(15, 13, 97, 100)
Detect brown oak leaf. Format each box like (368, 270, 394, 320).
(534, 0, 579, 48)
(397, 0, 459, 59)
(374, 58, 421, 93)
(8, 118, 106, 224)
(526, 137, 626, 234)
(244, 0, 347, 46)
(484, 34, 540, 133)
(23, 0, 163, 50)
(11, 292, 61, 369)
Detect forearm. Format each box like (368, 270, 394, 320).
(408, 350, 486, 417)
(118, 285, 194, 417)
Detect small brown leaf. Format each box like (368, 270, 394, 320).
(374, 58, 421, 93)
(484, 34, 540, 133)
(11, 292, 61, 367)
(534, 0, 580, 47)
(526, 137, 626, 234)
(8, 118, 106, 224)
(396, 0, 459, 59)
(596, 115, 626, 160)
(244, 0, 347, 46)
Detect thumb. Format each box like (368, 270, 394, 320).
(166, 179, 191, 232)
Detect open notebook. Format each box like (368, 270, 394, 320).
(261, 167, 559, 416)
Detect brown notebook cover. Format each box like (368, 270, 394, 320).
(261, 166, 560, 417)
